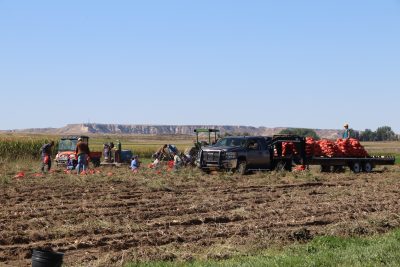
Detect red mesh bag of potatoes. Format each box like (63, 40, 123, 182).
(316, 139, 342, 157)
(336, 138, 368, 157)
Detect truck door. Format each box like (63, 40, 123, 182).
(246, 139, 270, 169)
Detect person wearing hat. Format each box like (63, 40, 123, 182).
(40, 141, 55, 173)
(75, 137, 90, 174)
(342, 123, 351, 139)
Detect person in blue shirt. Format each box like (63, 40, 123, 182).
(130, 156, 140, 172)
(66, 156, 75, 170)
(342, 123, 351, 139)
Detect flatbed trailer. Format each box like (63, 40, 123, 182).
(305, 155, 396, 173)
(199, 134, 396, 174)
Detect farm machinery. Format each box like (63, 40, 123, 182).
(55, 136, 102, 168)
(100, 140, 133, 167)
(184, 128, 220, 165)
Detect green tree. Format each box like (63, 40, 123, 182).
(359, 129, 376, 141)
(279, 128, 320, 140)
(376, 126, 397, 141)
(349, 129, 360, 139)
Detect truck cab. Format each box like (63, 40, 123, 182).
(199, 136, 273, 174)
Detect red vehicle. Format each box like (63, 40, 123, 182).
(55, 136, 102, 167)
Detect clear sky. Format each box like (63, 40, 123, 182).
(1, 1, 399, 132)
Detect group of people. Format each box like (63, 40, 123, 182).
(40, 138, 91, 174)
(39, 124, 352, 174)
(103, 140, 122, 163)
(150, 144, 184, 170)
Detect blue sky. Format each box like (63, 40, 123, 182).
(1, 1, 399, 132)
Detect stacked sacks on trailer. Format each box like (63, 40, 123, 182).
(305, 138, 338, 157)
(305, 137, 321, 157)
(305, 137, 369, 158)
(317, 139, 343, 158)
(336, 138, 369, 157)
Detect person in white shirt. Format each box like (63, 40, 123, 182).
(173, 152, 182, 170)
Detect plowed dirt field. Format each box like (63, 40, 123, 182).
(1, 166, 400, 266)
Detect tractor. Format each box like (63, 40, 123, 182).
(184, 128, 220, 165)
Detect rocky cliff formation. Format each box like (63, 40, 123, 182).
(5, 123, 343, 139)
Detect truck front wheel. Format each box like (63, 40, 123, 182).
(237, 161, 247, 175)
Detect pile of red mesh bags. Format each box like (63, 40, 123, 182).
(336, 138, 369, 157)
(317, 139, 343, 157)
(281, 137, 369, 158)
(282, 142, 298, 156)
(306, 137, 316, 156)
(306, 137, 329, 157)
(305, 137, 369, 158)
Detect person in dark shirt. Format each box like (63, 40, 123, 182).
(40, 141, 54, 173)
(114, 140, 122, 163)
(75, 138, 90, 174)
(153, 144, 168, 160)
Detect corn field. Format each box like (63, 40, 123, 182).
(0, 134, 193, 160)
(0, 137, 57, 160)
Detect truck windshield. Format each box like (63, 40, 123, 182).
(214, 138, 245, 147)
(58, 139, 78, 152)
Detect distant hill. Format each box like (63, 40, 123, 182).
(3, 123, 343, 139)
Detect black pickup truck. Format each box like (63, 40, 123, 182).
(198, 135, 304, 174)
(198, 135, 395, 174)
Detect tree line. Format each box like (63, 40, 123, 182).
(358, 126, 398, 141)
(278, 126, 398, 141)
(221, 126, 398, 141)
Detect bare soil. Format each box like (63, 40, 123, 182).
(1, 166, 400, 266)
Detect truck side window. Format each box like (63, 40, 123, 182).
(248, 140, 260, 150)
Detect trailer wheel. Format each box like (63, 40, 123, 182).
(363, 162, 373, 173)
(320, 165, 331, 173)
(285, 160, 293, 172)
(237, 161, 247, 175)
(333, 166, 345, 173)
(352, 162, 361, 173)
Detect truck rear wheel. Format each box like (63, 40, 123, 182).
(332, 166, 344, 173)
(275, 161, 286, 171)
(275, 160, 292, 172)
(237, 161, 247, 175)
(320, 165, 331, 173)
